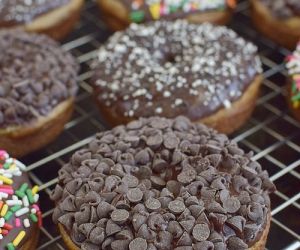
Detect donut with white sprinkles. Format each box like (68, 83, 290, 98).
(92, 20, 263, 134)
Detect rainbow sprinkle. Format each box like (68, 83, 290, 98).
(0, 150, 41, 249)
(286, 42, 300, 109)
(130, 0, 236, 22)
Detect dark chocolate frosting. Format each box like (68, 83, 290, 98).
(51, 116, 275, 250)
(0, 0, 70, 26)
(259, 0, 300, 19)
(92, 20, 262, 121)
(120, 0, 233, 23)
(0, 29, 78, 128)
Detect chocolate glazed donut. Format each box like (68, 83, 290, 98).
(97, 0, 236, 30)
(0, 0, 84, 40)
(251, 0, 300, 49)
(51, 116, 275, 250)
(0, 30, 79, 157)
(92, 20, 263, 134)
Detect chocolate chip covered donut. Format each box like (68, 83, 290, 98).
(251, 0, 300, 49)
(0, 30, 78, 157)
(0, 150, 41, 250)
(0, 0, 84, 40)
(51, 116, 275, 250)
(97, 0, 236, 30)
(92, 20, 263, 134)
(286, 41, 300, 121)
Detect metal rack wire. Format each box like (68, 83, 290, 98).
(20, 0, 300, 249)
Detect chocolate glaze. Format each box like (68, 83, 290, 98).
(0, 0, 70, 26)
(0, 30, 78, 128)
(92, 21, 262, 121)
(259, 0, 300, 19)
(51, 116, 275, 250)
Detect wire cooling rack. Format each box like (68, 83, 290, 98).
(19, 0, 300, 249)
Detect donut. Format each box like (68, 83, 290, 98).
(51, 116, 275, 250)
(97, 0, 237, 30)
(91, 20, 263, 134)
(0, 150, 41, 250)
(0, 30, 79, 157)
(0, 0, 84, 40)
(286, 41, 300, 122)
(251, 0, 300, 49)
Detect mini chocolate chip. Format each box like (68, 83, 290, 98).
(179, 219, 195, 233)
(177, 231, 192, 246)
(106, 219, 121, 236)
(227, 236, 248, 249)
(192, 223, 210, 242)
(163, 133, 180, 149)
(166, 180, 181, 196)
(168, 200, 186, 214)
(223, 197, 241, 213)
(129, 238, 147, 250)
(135, 149, 150, 164)
(145, 198, 161, 211)
(146, 133, 163, 149)
(132, 213, 147, 231)
(244, 223, 259, 242)
(247, 202, 264, 222)
(177, 167, 196, 184)
(127, 188, 143, 203)
(189, 205, 204, 218)
(122, 175, 139, 188)
(194, 241, 214, 250)
(111, 209, 129, 224)
(167, 221, 183, 238)
(150, 176, 166, 188)
(226, 216, 246, 236)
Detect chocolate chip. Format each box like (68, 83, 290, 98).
(223, 197, 241, 213)
(122, 175, 139, 188)
(132, 213, 147, 231)
(163, 133, 180, 149)
(194, 241, 214, 250)
(168, 200, 185, 214)
(150, 176, 166, 188)
(111, 209, 129, 224)
(127, 188, 143, 203)
(106, 219, 121, 236)
(135, 149, 150, 164)
(145, 198, 161, 211)
(192, 223, 210, 242)
(146, 133, 163, 149)
(177, 231, 192, 246)
(129, 238, 147, 250)
(227, 236, 248, 249)
(177, 167, 196, 184)
(226, 216, 246, 236)
(167, 221, 183, 238)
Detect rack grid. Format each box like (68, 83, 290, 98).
(20, 0, 300, 249)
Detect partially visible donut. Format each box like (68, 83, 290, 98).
(286, 41, 300, 121)
(251, 0, 300, 49)
(51, 116, 275, 250)
(0, 0, 84, 40)
(0, 30, 79, 157)
(97, 0, 237, 30)
(92, 20, 263, 134)
(0, 150, 41, 250)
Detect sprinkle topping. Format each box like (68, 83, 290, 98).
(93, 20, 261, 120)
(0, 150, 41, 249)
(286, 42, 300, 109)
(0, 0, 70, 24)
(125, 0, 236, 22)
